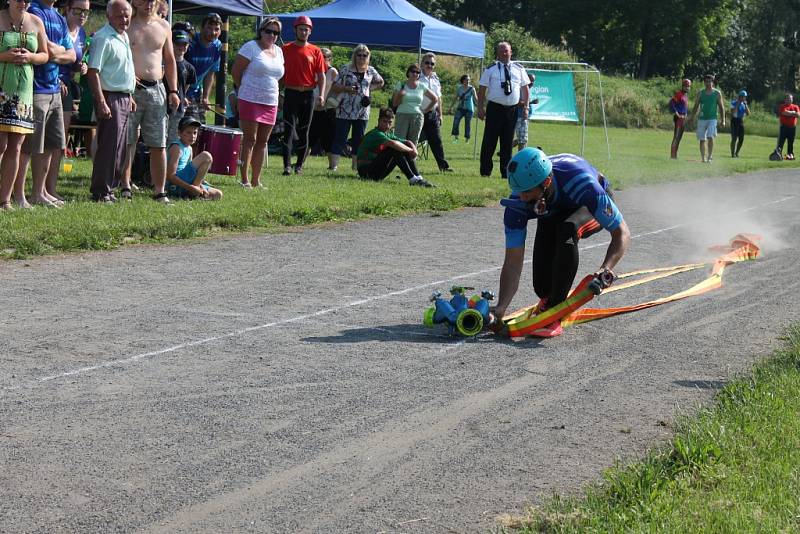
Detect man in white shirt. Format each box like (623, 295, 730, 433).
(419, 52, 451, 172)
(477, 42, 530, 179)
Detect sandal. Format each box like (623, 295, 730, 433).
(152, 192, 171, 204)
(120, 188, 133, 201)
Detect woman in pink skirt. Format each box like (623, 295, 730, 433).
(231, 17, 284, 187)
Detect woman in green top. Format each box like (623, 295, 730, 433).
(391, 63, 438, 144)
(0, 1, 49, 210)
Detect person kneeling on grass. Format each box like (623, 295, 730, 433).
(355, 107, 434, 187)
(166, 116, 223, 200)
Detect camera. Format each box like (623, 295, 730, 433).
(500, 80, 512, 96)
(360, 95, 371, 107)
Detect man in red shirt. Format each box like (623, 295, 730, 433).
(281, 15, 326, 175)
(777, 93, 800, 160)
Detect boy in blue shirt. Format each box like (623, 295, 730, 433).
(166, 117, 222, 200)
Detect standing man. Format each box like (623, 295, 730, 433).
(123, 0, 181, 203)
(669, 78, 691, 159)
(19, 0, 76, 208)
(776, 93, 800, 160)
(184, 12, 222, 122)
(419, 52, 452, 172)
(491, 148, 630, 337)
(477, 42, 530, 179)
(729, 89, 750, 158)
(86, 0, 135, 202)
(281, 15, 326, 175)
(691, 74, 725, 163)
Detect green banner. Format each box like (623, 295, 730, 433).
(528, 70, 579, 122)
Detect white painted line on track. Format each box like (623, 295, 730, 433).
(4, 195, 793, 392)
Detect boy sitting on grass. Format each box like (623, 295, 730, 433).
(166, 117, 223, 200)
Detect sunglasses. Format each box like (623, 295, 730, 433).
(13, 0, 31, 4)
(261, 29, 280, 36)
(70, 8, 90, 16)
(424, 61, 435, 66)
(356, 53, 369, 58)
(409, 70, 420, 74)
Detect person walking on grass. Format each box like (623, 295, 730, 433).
(729, 89, 750, 158)
(490, 148, 630, 338)
(451, 74, 476, 143)
(669, 78, 691, 159)
(85, 0, 135, 203)
(690, 74, 725, 163)
(280, 15, 326, 176)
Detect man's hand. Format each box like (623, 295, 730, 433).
(201, 97, 211, 110)
(488, 306, 507, 335)
(477, 108, 486, 120)
(168, 92, 180, 112)
(317, 94, 324, 108)
(97, 101, 112, 120)
(130, 98, 137, 113)
(60, 81, 69, 97)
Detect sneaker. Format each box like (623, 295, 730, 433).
(707, 156, 713, 163)
(282, 166, 292, 176)
(452, 136, 459, 143)
(408, 176, 435, 188)
(152, 192, 170, 204)
(440, 167, 454, 173)
(294, 165, 304, 175)
(94, 194, 113, 203)
(788, 154, 795, 161)
(529, 320, 564, 338)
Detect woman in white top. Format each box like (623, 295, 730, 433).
(231, 17, 284, 188)
(308, 47, 338, 170)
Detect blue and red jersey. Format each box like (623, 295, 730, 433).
(502, 153, 623, 248)
(669, 90, 688, 115)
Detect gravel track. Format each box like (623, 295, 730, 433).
(1, 168, 799, 533)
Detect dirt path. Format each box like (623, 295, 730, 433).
(1, 169, 799, 533)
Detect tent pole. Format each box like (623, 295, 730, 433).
(598, 70, 611, 159)
(472, 57, 483, 160)
(215, 14, 229, 126)
(167, 0, 172, 23)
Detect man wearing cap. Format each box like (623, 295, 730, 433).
(492, 148, 630, 337)
(281, 15, 326, 175)
(476, 42, 530, 179)
(729, 90, 750, 158)
(691, 74, 725, 163)
(185, 13, 222, 121)
(123, 0, 180, 203)
(85, 0, 135, 203)
(669, 78, 691, 159)
(168, 29, 197, 143)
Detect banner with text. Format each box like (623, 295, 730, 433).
(528, 70, 579, 122)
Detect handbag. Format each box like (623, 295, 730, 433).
(325, 94, 341, 109)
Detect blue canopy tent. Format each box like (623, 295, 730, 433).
(273, 0, 485, 58)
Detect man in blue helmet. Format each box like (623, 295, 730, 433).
(492, 148, 631, 337)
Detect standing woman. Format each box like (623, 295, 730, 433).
(308, 47, 337, 169)
(329, 44, 383, 172)
(729, 89, 749, 158)
(451, 73, 476, 142)
(49, 0, 89, 200)
(231, 17, 284, 188)
(0, 0, 49, 210)
(392, 63, 437, 145)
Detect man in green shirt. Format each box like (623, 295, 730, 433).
(691, 74, 725, 163)
(356, 107, 434, 187)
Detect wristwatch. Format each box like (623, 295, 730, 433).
(167, 89, 179, 95)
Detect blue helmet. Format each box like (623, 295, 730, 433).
(739, 89, 748, 97)
(507, 147, 552, 194)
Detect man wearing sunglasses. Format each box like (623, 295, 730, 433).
(419, 52, 452, 173)
(19, 0, 77, 208)
(281, 15, 326, 175)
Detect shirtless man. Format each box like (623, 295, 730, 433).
(123, 0, 180, 202)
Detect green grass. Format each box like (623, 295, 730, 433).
(0, 118, 793, 259)
(503, 325, 800, 533)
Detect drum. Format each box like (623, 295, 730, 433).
(197, 125, 242, 176)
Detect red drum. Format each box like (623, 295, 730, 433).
(197, 126, 242, 176)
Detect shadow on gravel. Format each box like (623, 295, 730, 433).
(673, 379, 727, 390)
(302, 324, 545, 350)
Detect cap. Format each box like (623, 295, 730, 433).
(294, 15, 312, 28)
(739, 89, 748, 97)
(507, 147, 553, 194)
(172, 21, 194, 34)
(178, 116, 202, 131)
(172, 30, 190, 44)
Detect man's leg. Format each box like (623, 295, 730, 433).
(149, 147, 167, 195)
(480, 102, 501, 176)
(707, 137, 714, 160)
(281, 89, 299, 172)
(699, 140, 706, 162)
(730, 120, 738, 157)
(363, 149, 397, 181)
(191, 151, 212, 183)
(423, 111, 449, 170)
(788, 126, 796, 157)
(140, 84, 169, 197)
(497, 105, 516, 178)
(736, 122, 745, 156)
(293, 91, 315, 172)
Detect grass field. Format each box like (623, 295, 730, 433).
(502, 325, 800, 533)
(0, 118, 793, 259)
